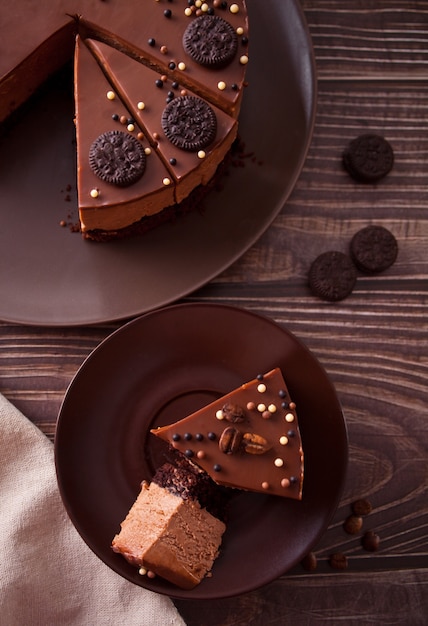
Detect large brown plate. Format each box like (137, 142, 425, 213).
(55, 304, 348, 600)
(0, 0, 316, 326)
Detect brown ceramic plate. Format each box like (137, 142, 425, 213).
(55, 304, 348, 600)
(0, 0, 316, 326)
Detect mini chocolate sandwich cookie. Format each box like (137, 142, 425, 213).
(183, 15, 238, 68)
(89, 130, 146, 187)
(343, 134, 394, 183)
(350, 225, 398, 273)
(309, 251, 357, 302)
(162, 95, 217, 151)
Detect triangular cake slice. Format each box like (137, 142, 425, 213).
(152, 368, 304, 499)
(74, 35, 176, 235)
(79, 0, 249, 117)
(85, 38, 238, 204)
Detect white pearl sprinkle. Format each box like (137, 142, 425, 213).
(217, 81, 226, 91)
(197, 150, 206, 159)
(184, 7, 192, 16)
(216, 409, 225, 420)
(162, 177, 171, 186)
(137, 101, 145, 110)
(127, 123, 135, 132)
(257, 403, 266, 413)
(279, 436, 289, 446)
(178, 61, 186, 71)
(230, 3, 239, 13)
(285, 412, 295, 423)
(236, 26, 244, 35)
(274, 458, 284, 468)
(90, 189, 100, 198)
(106, 90, 115, 100)
(257, 383, 266, 393)
(144, 147, 151, 155)
(239, 55, 249, 65)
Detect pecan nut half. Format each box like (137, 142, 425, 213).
(242, 433, 271, 455)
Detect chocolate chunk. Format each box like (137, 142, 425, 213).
(300, 552, 318, 571)
(329, 552, 348, 570)
(362, 530, 380, 552)
(183, 15, 238, 68)
(161, 95, 217, 152)
(308, 251, 357, 301)
(343, 134, 394, 182)
(351, 498, 373, 516)
(343, 514, 363, 535)
(350, 225, 398, 273)
(89, 130, 146, 187)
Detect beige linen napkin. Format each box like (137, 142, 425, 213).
(0, 393, 186, 626)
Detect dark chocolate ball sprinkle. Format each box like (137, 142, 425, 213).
(208, 431, 217, 441)
(184, 433, 193, 441)
(213, 464, 222, 472)
(279, 390, 287, 398)
(155, 79, 164, 88)
(257, 374, 264, 381)
(169, 157, 177, 166)
(195, 433, 204, 441)
(148, 38, 155, 47)
(164, 9, 172, 18)
(172, 433, 181, 442)
(89, 130, 146, 187)
(287, 430, 296, 437)
(112, 113, 119, 121)
(169, 62, 176, 70)
(184, 449, 194, 458)
(172, 81, 179, 89)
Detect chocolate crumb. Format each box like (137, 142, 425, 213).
(300, 552, 317, 571)
(343, 514, 363, 535)
(329, 552, 348, 570)
(362, 530, 380, 552)
(352, 499, 373, 516)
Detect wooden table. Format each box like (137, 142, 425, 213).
(1, 1, 427, 623)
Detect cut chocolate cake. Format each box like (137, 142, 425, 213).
(152, 368, 304, 499)
(112, 479, 225, 590)
(0, 1, 249, 240)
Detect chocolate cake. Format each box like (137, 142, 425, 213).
(112, 479, 225, 590)
(0, 0, 249, 240)
(152, 368, 304, 499)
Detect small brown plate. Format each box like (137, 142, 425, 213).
(55, 304, 348, 599)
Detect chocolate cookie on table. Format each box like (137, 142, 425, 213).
(343, 134, 394, 183)
(350, 225, 398, 273)
(309, 251, 357, 302)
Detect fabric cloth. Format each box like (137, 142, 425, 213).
(0, 393, 186, 626)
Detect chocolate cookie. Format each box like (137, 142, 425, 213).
(309, 251, 357, 302)
(89, 130, 146, 187)
(350, 225, 398, 273)
(343, 134, 394, 182)
(183, 15, 238, 68)
(161, 95, 217, 151)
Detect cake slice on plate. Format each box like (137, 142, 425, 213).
(152, 368, 304, 500)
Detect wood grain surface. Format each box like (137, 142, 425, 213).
(0, 1, 427, 624)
